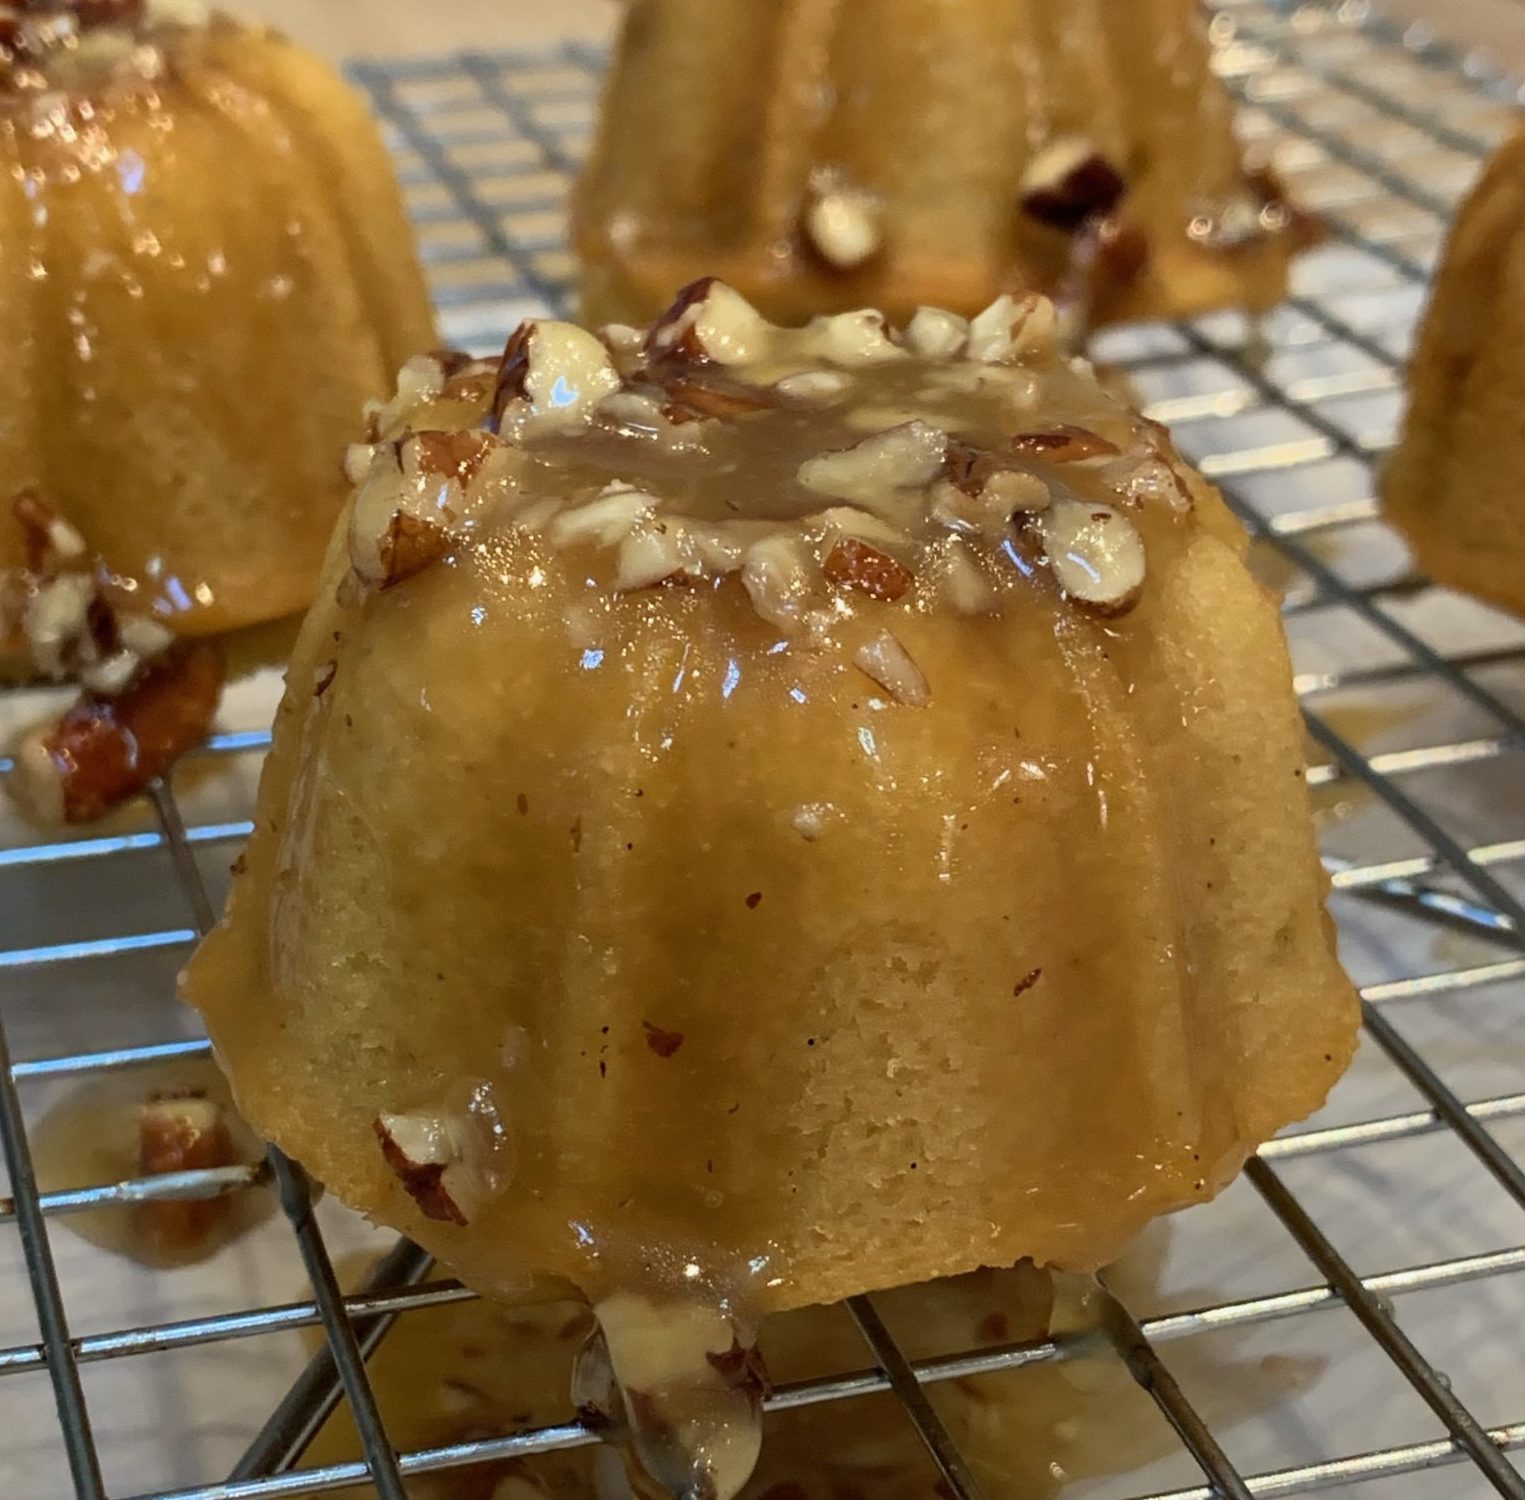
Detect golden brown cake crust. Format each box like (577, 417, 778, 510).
(1384, 125, 1525, 617)
(0, 5, 436, 637)
(182, 285, 1357, 1343)
(572, 0, 1313, 330)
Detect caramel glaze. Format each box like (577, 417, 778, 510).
(300, 1232, 1325, 1500)
(182, 282, 1357, 1499)
(0, 2, 435, 637)
(28, 1056, 275, 1269)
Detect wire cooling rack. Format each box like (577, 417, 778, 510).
(3, 2, 1525, 1497)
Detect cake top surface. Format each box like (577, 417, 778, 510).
(349, 278, 1202, 699)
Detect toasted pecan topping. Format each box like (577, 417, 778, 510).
(410, 430, 497, 485)
(823, 537, 913, 601)
(1021, 144, 1127, 233)
(378, 513, 450, 590)
(374, 1116, 467, 1226)
(136, 1089, 238, 1254)
(655, 373, 773, 424)
(1009, 424, 1121, 463)
(11, 639, 222, 824)
(644, 276, 723, 363)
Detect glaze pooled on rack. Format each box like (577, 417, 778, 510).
(182, 281, 1357, 1500)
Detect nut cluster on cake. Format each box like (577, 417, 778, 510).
(343, 278, 1199, 722)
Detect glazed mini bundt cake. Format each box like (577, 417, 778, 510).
(1385, 124, 1525, 618)
(573, 0, 1318, 331)
(0, 0, 435, 640)
(182, 281, 1357, 1498)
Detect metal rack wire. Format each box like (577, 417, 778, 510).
(3, 0, 1525, 1495)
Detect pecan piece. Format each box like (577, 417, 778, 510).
(492, 319, 620, 435)
(823, 537, 913, 601)
(657, 373, 773, 424)
(374, 1114, 468, 1226)
(642, 1021, 685, 1058)
(378, 512, 449, 590)
(854, 630, 929, 706)
(802, 185, 883, 271)
(9, 639, 222, 824)
(136, 1089, 238, 1255)
(644, 277, 772, 366)
(409, 429, 498, 485)
(1021, 139, 1127, 232)
(1009, 424, 1121, 463)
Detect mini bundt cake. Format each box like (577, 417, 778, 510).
(573, 0, 1318, 331)
(183, 282, 1356, 1498)
(1385, 124, 1525, 617)
(0, 0, 435, 639)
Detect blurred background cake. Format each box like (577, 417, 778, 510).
(1384, 123, 1525, 617)
(573, 0, 1318, 332)
(0, 0, 435, 642)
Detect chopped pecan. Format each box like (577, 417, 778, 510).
(379, 512, 450, 589)
(706, 1337, 771, 1396)
(1021, 141, 1127, 232)
(136, 1089, 237, 1255)
(655, 373, 772, 424)
(644, 276, 722, 362)
(491, 320, 621, 435)
(823, 537, 913, 601)
(642, 1021, 685, 1059)
(644, 277, 771, 366)
(1040, 498, 1146, 616)
(409, 429, 497, 484)
(373, 1115, 468, 1226)
(10, 640, 222, 824)
(940, 440, 1048, 504)
(854, 630, 930, 707)
(1009, 425, 1121, 463)
(802, 184, 883, 271)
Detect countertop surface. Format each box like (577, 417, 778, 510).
(236, 0, 1525, 74)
